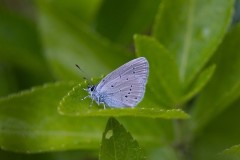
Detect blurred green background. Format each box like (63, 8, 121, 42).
(1, 0, 240, 159)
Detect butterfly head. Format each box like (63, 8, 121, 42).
(87, 85, 96, 94)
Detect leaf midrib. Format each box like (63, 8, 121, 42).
(179, 0, 195, 82)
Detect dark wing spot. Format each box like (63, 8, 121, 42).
(111, 85, 114, 87)
(130, 89, 132, 91)
(126, 78, 129, 80)
(128, 92, 130, 94)
(135, 97, 138, 99)
(125, 95, 128, 98)
(133, 71, 135, 74)
(131, 85, 133, 87)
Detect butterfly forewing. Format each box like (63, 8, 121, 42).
(96, 57, 149, 92)
(95, 57, 149, 108)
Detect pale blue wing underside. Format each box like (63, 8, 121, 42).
(95, 57, 149, 108)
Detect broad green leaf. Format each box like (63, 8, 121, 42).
(36, 1, 131, 80)
(153, 0, 234, 86)
(0, 8, 52, 80)
(0, 81, 180, 152)
(134, 35, 181, 107)
(95, 0, 161, 45)
(0, 81, 107, 153)
(191, 24, 240, 133)
(99, 117, 146, 160)
(191, 98, 240, 160)
(180, 64, 216, 103)
(58, 81, 189, 119)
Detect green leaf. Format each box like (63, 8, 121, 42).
(99, 117, 146, 160)
(0, 81, 108, 153)
(58, 81, 189, 119)
(180, 64, 216, 103)
(134, 35, 181, 107)
(191, 24, 240, 133)
(0, 8, 52, 80)
(36, 1, 131, 80)
(42, 0, 103, 24)
(95, 0, 161, 45)
(221, 144, 240, 159)
(153, 0, 234, 86)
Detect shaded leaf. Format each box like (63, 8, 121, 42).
(36, 1, 131, 80)
(191, 98, 240, 160)
(42, 0, 103, 24)
(0, 149, 98, 160)
(191, 24, 240, 133)
(153, 0, 234, 86)
(99, 117, 146, 160)
(95, 0, 161, 45)
(0, 8, 52, 80)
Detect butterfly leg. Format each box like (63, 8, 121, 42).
(90, 99, 94, 107)
(81, 95, 90, 101)
(103, 103, 106, 109)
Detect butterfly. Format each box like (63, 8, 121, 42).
(82, 57, 149, 109)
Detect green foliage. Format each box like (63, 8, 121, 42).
(221, 144, 240, 160)
(0, 0, 239, 159)
(58, 80, 189, 119)
(100, 117, 146, 160)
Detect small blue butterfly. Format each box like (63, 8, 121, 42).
(82, 57, 149, 109)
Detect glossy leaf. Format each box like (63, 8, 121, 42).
(0, 82, 107, 152)
(99, 117, 146, 160)
(153, 0, 234, 86)
(134, 35, 181, 107)
(191, 24, 240, 133)
(58, 81, 189, 119)
(0, 81, 179, 153)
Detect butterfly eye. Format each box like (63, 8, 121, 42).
(90, 86, 95, 91)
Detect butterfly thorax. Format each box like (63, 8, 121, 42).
(87, 85, 105, 105)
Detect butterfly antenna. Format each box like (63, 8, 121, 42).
(75, 64, 93, 85)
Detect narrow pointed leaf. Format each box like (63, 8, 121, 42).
(180, 64, 216, 103)
(191, 24, 240, 133)
(153, 0, 234, 85)
(134, 35, 181, 107)
(99, 117, 146, 160)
